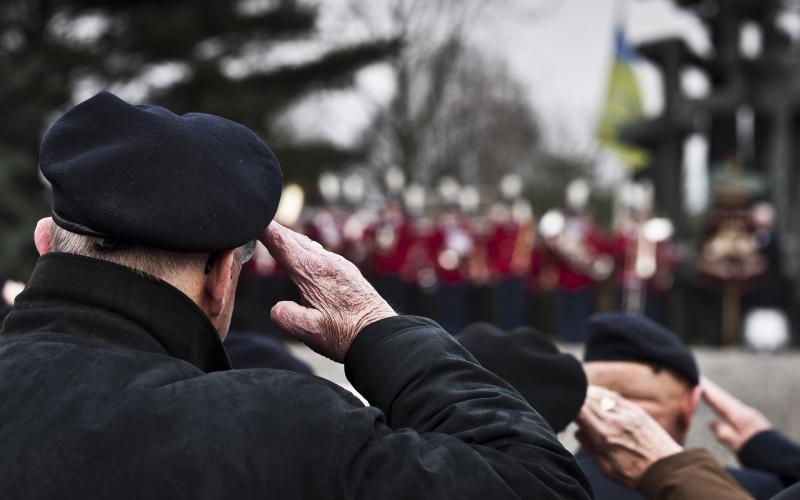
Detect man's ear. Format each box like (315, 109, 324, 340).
(204, 248, 237, 317)
(681, 384, 703, 422)
(674, 384, 702, 444)
(34, 218, 54, 255)
(689, 384, 703, 412)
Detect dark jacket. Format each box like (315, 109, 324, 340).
(739, 430, 800, 488)
(770, 483, 800, 500)
(0, 253, 592, 499)
(578, 448, 782, 500)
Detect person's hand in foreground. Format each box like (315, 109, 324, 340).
(260, 221, 396, 362)
(702, 376, 772, 453)
(575, 385, 683, 488)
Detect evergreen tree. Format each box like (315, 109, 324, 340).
(0, 0, 400, 277)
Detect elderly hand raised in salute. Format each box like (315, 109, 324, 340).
(260, 221, 397, 362)
(576, 385, 753, 500)
(576, 385, 683, 488)
(701, 377, 772, 454)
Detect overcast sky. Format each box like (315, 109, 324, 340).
(473, 0, 711, 150)
(285, 0, 709, 152)
(91, 0, 799, 207)
(269, 0, 724, 206)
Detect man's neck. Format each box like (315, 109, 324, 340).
(2, 253, 231, 372)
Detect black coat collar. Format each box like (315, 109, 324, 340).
(1, 252, 230, 372)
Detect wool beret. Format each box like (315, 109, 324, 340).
(583, 313, 699, 386)
(457, 323, 587, 433)
(39, 91, 283, 252)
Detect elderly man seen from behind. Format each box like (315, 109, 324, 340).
(0, 92, 591, 499)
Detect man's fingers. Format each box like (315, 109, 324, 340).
(577, 398, 618, 442)
(586, 385, 624, 403)
(575, 409, 609, 450)
(262, 221, 330, 277)
(577, 429, 626, 483)
(701, 377, 741, 420)
(709, 419, 739, 447)
(270, 300, 325, 341)
(584, 386, 629, 419)
(263, 221, 324, 253)
(580, 386, 651, 442)
(261, 222, 304, 270)
(259, 220, 284, 247)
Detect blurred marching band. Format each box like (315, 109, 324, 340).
(232, 167, 789, 347)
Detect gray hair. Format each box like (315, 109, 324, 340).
(49, 224, 217, 282)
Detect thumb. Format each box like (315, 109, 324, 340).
(270, 300, 325, 342)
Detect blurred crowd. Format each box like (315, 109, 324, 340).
(233, 172, 790, 347)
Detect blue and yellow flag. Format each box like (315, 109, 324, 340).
(596, 25, 650, 170)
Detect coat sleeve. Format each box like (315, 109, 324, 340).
(739, 430, 800, 487)
(637, 449, 753, 500)
(332, 315, 592, 500)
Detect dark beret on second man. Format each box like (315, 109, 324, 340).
(39, 91, 283, 253)
(583, 313, 699, 386)
(457, 323, 587, 433)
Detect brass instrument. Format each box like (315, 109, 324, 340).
(623, 217, 674, 314)
(539, 210, 613, 281)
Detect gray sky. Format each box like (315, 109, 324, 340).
(472, 0, 709, 152)
(286, 0, 708, 149)
(279, 0, 714, 197)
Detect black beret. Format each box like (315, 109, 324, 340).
(583, 313, 699, 386)
(457, 323, 587, 433)
(39, 91, 283, 252)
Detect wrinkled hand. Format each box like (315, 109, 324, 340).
(702, 377, 771, 453)
(260, 222, 396, 362)
(575, 386, 683, 488)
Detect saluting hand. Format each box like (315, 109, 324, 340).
(260, 221, 396, 362)
(701, 377, 772, 453)
(575, 385, 683, 488)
